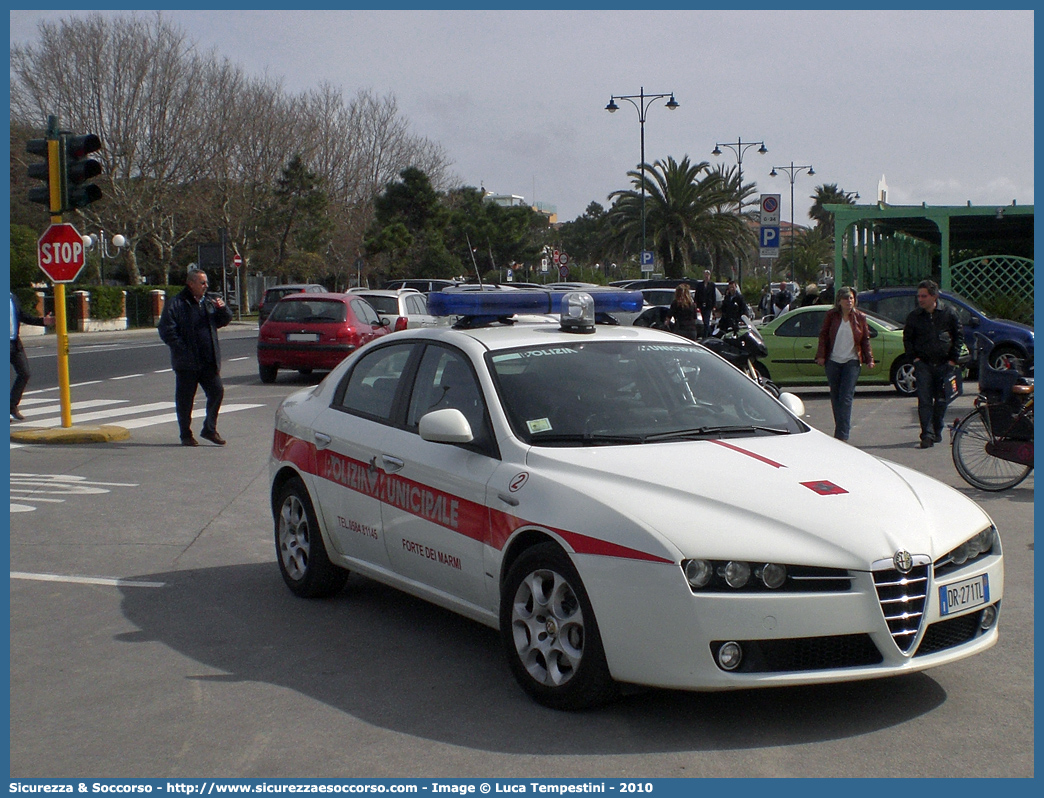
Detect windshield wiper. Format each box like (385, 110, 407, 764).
(644, 424, 790, 442)
(530, 432, 645, 446)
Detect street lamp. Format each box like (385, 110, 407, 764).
(769, 162, 815, 281)
(712, 137, 767, 282)
(82, 230, 126, 284)
(606, 87, 679, 264)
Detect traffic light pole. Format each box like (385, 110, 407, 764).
(39, 116, 74, 427)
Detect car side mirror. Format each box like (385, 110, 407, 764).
(419, 408, 474, 444)
(778, 392, 805, 417)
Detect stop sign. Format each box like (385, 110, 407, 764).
(38, 223, 87, 283)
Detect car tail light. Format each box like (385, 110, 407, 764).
(394, 316, 408, 332)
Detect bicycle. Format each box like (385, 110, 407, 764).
(950, 335, 1034, 491)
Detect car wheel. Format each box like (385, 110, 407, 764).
(259, 363, 278, 383)
(500, 542, 617, 710)
(274, 476, 349, 598)
(989, 345, 1024, 373)
(891, 356, 917, 396)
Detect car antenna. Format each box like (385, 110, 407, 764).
(465, 232, 483, 286)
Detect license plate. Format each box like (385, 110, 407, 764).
(939, 574, 990, 616)
(286, 333, 319, 342)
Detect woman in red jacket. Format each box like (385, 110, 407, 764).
(814, 286, 875, 441)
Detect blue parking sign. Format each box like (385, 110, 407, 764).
(759, 226, 780, 248)
(640, 250, 655, 266)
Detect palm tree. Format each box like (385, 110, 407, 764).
(809, 183, 858, 237)
(778, 226, 834, 285)
(606, 155, 754, 279)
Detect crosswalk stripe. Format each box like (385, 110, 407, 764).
(117, 403, 263, 429)
(16, 402, 176, 428)
(18, 399, 129, 415)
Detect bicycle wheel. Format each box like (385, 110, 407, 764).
(951, 407, 1033, 491)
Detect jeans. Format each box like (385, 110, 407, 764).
(913, 360, 954, 439)
(824, 359, 861, 440)
(174, 365, 223, 440)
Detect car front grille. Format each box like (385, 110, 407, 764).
(872, 560, 930, 654)
(710, 634, 882, 673)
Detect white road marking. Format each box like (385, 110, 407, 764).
(112, 373, 145, 380)
(11, 572, 165, 588)
(13, 402, 176, 428)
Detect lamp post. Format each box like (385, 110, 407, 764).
(82, 230, 126, 284)
(769, 162, 814, 281)
(712, 137, 767, 283)
(606, 87, 679, 264)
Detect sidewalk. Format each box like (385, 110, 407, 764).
(17, 319, 259, 351)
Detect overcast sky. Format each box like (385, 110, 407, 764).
(8, 8, 1035, 225)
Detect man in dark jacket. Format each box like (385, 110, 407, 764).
(718, 280, 749, 333)
(695, 270, 717, 332)
(10, 292, 54, 420)
(903, 279, 964, 448)
(158, 269, 232, 446)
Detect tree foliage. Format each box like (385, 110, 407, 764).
(606, 156, 755, 279)
(809, 183, 858, 238)
(10, 12, 451, 288)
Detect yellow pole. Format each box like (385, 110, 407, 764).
(47, 136, 74, 428)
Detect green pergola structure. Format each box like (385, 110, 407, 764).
(826, 202, 1034, 297)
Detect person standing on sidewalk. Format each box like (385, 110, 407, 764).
(814, 287, 875, 441)
(903, 279, 964, 449)
(10, 291, 54, 420)
(158, 269, 232, 446)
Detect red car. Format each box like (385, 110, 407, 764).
(257, 293, 390, 383)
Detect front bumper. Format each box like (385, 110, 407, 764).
(575, 553, 1003, 690)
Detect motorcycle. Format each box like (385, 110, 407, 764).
(700, 315, 780, 397)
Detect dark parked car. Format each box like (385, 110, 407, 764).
(857, 287, 1033, 374)
(256, 293, 389, 383)
(258, 284, 325, 324)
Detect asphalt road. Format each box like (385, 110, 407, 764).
(7, 326, 1034, 778)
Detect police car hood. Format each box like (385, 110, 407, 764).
(524, 431, 990, 568)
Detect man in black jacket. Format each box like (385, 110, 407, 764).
(718, 280, 749, 333)
(695, 270, 716, 332)
(903, 279, 964, 448)
(158, 270, 232, 446)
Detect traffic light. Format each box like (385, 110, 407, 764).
(26, 137, 56, 208)
(62, 132, 103, 209)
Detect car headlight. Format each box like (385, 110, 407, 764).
(722, 561, 751, 588)
(684, 559, 714, 589)
(680, 560, 848, 593)
(937, 526, 998, 571)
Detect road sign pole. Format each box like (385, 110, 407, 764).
(44, 124, 74, 428)
(54, 283, 72, 427)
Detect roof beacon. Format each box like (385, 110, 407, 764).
(559, 291, 596, 333)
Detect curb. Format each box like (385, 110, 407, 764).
(10, 425, 131, 445)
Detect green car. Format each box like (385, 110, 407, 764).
(757, 306, 916, 395)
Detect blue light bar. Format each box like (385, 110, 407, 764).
(427, 288, 643, 318)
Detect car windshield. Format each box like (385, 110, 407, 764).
(863, 309, 902, 331)
(360, 295, 399, 314)
(268, 299, 347, 323)
(487, 340, 805, 446)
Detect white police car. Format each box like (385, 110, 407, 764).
(269, 289, 1003, 709)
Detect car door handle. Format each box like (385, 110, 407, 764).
(313, 432, 332, 449)
(381, 455, 405, 473)
(497, 492, 520, 507)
